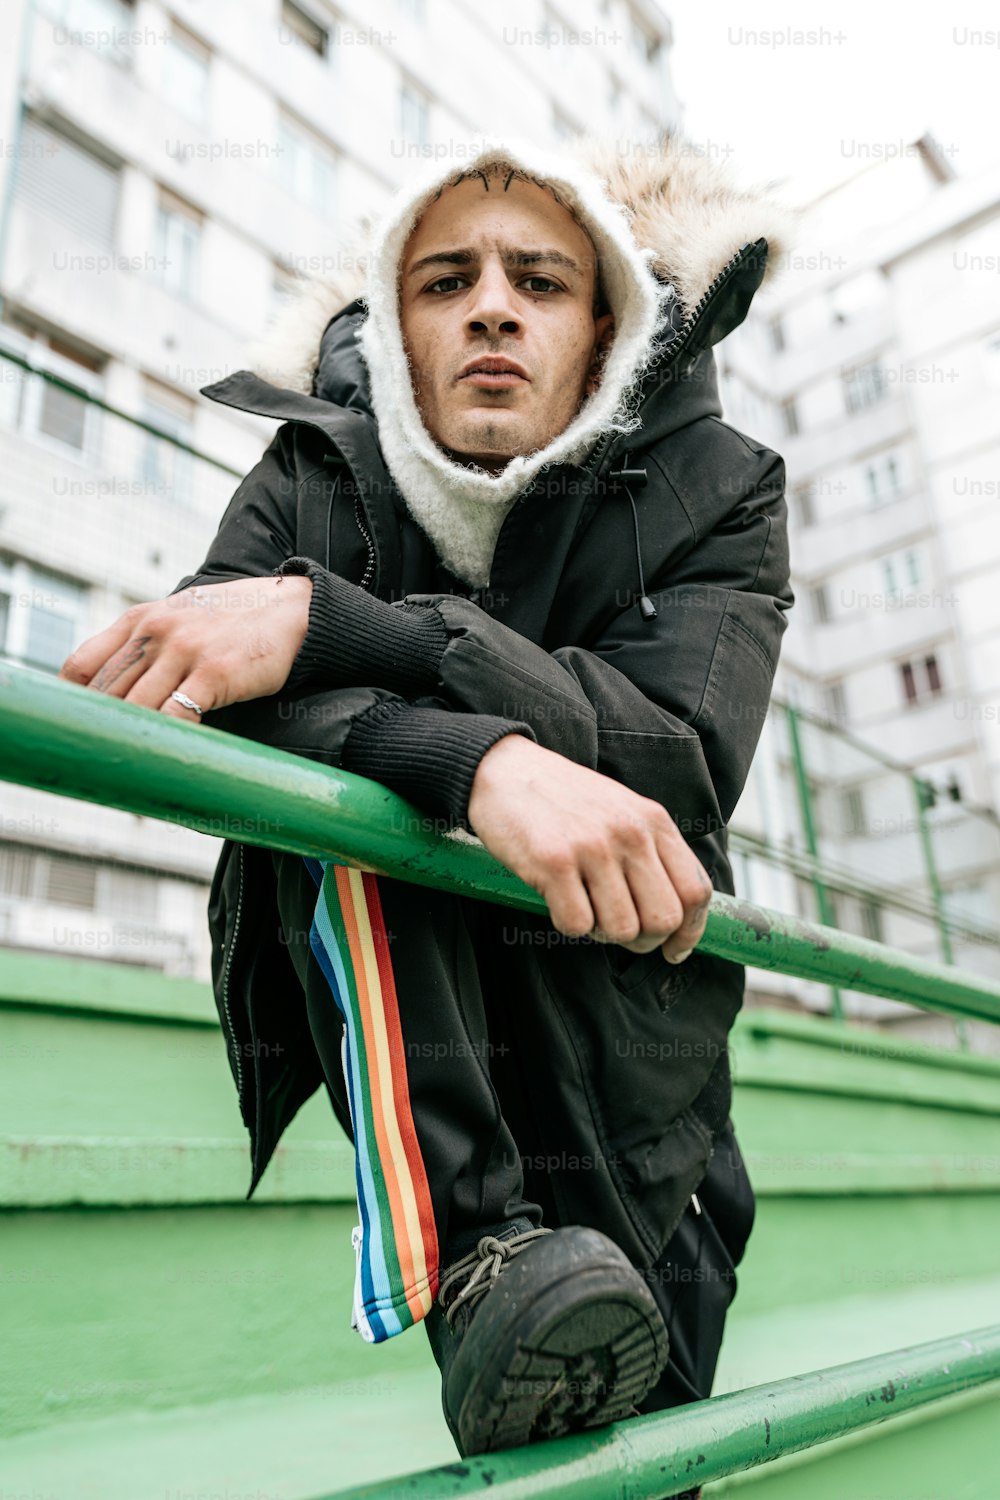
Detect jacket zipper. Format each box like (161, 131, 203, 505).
(353, 491, 376, 591)
(220, 841, 247, 1105)
(591, 241, 766, 490)
(656, 240, 765, 372)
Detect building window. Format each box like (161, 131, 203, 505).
(886, 453, 900, 492)
(34, 347, 95, 452)
(163, 23, 210, 123)
(280, 0, 328, 54)
(0, 844, 34, 900)
(840, 786, 866, 836)
(899, 653, 944, 706)
(828, 270, 884, 325)
(400, 82, 430, 148)
(396, 0, 425, 18)
(865, 450, 904, 506)
(14, 114, 120, 248)
(810, 583, 830, 624)
(942, 879, 989, 928)
(781, 397, 799, 436)
(0, 846, 96, 907)
(46, 855, 98, 909)
(861, 900, 883, 943)
(153, 189, 202, 301)
(843, 359, 889, 414)
(824, 680, 847, 725)
(0, 846, 168, 921)
(792, 873, 813, 922)
(97, 865, 159, 923)
(793, 483, 814, 526)
(141, 379, 194, 503)
(0, 557, 87, 674)
(277, 114, 338, 220)
(42, 0, 137, 64)
(0, 318, 104, 460)
(882, 557, 898, 595)
(904, 549, 921, 586)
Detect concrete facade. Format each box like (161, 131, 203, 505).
(721, 138, 1000, 1046)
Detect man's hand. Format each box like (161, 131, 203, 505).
(57, 576, 313, 721)
(467, 734, 712, 963)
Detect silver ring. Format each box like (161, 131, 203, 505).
(171, 690, 204, 716)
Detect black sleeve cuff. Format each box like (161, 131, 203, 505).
(340, 698, 538, 835)
(274, 556, 450, 696)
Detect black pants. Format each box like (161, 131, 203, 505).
(274, 852, 755, 1403)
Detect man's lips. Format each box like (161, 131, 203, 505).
(458, 356, 530, 389)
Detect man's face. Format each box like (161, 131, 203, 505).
(399, 173, 615, 473)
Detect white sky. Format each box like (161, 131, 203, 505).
(668, 0, 1000, 202)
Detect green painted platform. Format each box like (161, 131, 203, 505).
(2, 948, 999, 1497)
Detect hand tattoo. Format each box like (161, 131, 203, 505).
(91, 635, 151, 692)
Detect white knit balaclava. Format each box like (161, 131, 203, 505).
(355, 137, 670, 589)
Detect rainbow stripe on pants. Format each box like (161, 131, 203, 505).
(304, 857, 440, 1342)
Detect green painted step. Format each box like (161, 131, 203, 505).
(2, 949, 1000, 1495)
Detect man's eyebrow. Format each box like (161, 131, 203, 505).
(406, 247, 584, 278)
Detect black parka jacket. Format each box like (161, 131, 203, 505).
(170, 236, 794, 1201)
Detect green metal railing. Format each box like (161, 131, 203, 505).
(318, 1325, 1000, 1498)
(771, 698, 1000, 1050)
(2, 664, 1000, 1026)
(785, 701, 844, 1022)
(1, 664, 999, 1492)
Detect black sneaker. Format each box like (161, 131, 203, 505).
(423, 1221, 669, 1456)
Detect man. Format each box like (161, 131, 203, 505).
(60, 134, 796, 1476)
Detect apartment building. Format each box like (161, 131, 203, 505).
(721, 135, 1000, 1047)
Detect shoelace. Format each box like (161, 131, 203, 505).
(438, 1226, 553, 1328)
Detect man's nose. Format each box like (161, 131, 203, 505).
(465, 259, 521, 337)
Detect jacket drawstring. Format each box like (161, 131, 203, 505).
(609, 466, 657, 622)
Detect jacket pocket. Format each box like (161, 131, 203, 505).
(602, 942, 672, 994)
(603, 941, 704, 1014)
(542, 940, 742, 1167)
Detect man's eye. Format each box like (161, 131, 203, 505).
(427, 276, 467, 294)
(521, 276, 560, 294)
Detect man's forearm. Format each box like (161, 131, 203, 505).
(339, 697, 536, 835)
(275, 557, 450, 697)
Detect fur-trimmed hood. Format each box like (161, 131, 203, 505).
(241, 132, 800, 589)
(252, 133, 799, 394)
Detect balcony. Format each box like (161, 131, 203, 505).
(781, 391, 911, 479)
(769, 302, 895, 399)
(793, 486, 930, 578)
